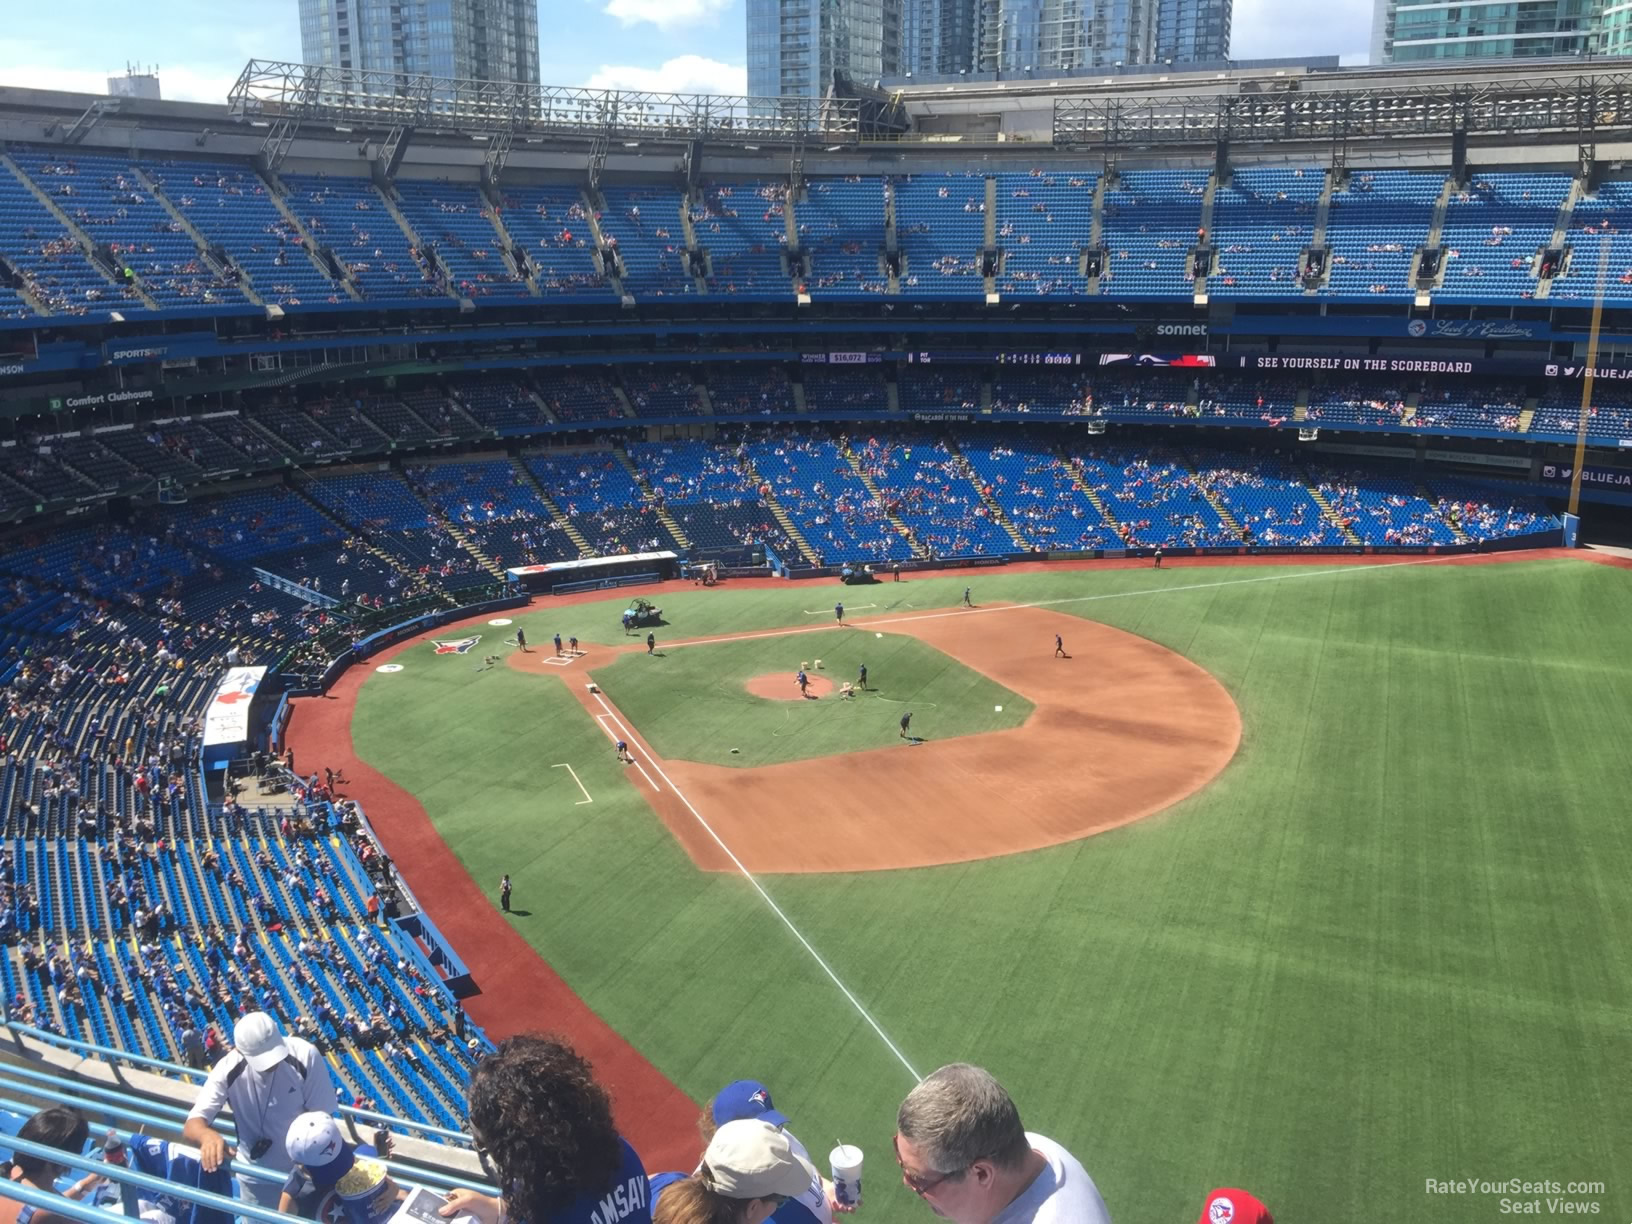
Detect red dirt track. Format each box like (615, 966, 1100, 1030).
(286, 667, 701, 1168)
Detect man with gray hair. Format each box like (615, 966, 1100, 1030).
(894, 1063, 1111, 1223)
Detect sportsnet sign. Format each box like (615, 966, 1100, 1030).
(202, 666, 267, 747)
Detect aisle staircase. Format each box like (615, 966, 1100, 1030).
(1060, 451, 1129, 543)
(614, 447, 691, 548)
(839, 440, 928, 558)
(289, 478, 456, 600)
(1422, 483, 1471, 543)
(512, 459, 592, 555)
(1, 152, 160, 310)
(740, 456, 823, 565)
(400, 483, 507, 579)
(1180, 451, 1245, 541)
(945, 439, 1032, 550)
(1303, 478, 1364, 546)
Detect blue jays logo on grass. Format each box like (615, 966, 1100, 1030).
(431, 635, 481, 655)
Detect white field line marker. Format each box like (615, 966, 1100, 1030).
(594, 713, 662, 792)
(803, 602, 878, 615)
(587, 686, 922, 1082)
(662, 555, 1467, 652)
(551, 763, 593, 805)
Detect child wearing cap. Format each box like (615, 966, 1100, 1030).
(280, 1112, 404, 1224)
(653, 1120, 819, 1224)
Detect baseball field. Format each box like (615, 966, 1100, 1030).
(292, 551, 1632, 1224)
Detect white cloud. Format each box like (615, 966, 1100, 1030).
(1231, 0, 1375, 63)
(584, 55, 747, 96)
(602, 0, 733, 31)
(0, 61, 243, 104)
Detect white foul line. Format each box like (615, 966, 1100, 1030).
(594, 714, 661, 792)
(803, 602, 877, 615)
(656, 555, 1466, 652)
(550, 763, 593, 805)
(586, 685, 922, 1083)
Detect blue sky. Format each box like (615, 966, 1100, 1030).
(0, 0, 1371, 104)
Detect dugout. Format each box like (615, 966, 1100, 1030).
(507, 550, 681, 594)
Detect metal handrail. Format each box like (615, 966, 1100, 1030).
(3, 1024, 474, 1146)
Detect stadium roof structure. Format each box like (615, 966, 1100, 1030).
(1052, 69, 1632, 148)
(227, 59, 886, 148)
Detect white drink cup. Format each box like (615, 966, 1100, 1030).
(829, 1144, 863, 1209)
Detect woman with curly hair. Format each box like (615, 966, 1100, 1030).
(439, 1034, 651, 1224)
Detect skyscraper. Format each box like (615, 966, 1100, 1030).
(1155, 0, 1232, 64)
(297, 0, 540, 86)
(902, 0, 979, 76)
(1372, 0, 1596, 63)
(748, 0, 905, 98)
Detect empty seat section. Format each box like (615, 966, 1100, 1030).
(894, 173, 986, 297)
(1435, 173, 1569, 301)
(394, 180, 528, 300)
(282, 175, 445, 302)
(1210, 167, 1321, 297)
(497, 185, 608, 297)
(697, 182, 789, 297)
(598, 186, 694, 296)
(1101, 170, 1205, 298)
(994, 171, 1095, 297)
(1322, 170, 1442, 300)
(799, 179, 887, 297)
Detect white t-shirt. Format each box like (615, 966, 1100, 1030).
(186, 1035, 338, 1173)
(780, 1131, 834, 1224)
(988, 1133, 1113, 1224)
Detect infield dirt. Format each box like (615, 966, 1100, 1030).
(563, 604, 1242, 873)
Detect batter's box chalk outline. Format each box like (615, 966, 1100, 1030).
(541, 654, 578, 667)
(551, 763, 593, 805)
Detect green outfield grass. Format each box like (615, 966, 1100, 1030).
(352, 560, 1632, 1224)
(588, 627, 1032, 767)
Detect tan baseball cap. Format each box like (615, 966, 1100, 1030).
(695, 1120, 817, 1201)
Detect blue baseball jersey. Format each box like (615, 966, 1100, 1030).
(550, 1137, 650, 1224)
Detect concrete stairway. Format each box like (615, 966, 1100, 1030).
(1061, 451, 1130, 543)
(264, 168, 363, 300)
(133, 166, 263, 306)
(289, 477, 458, 602)
(741, 456, 823, 565)
(614, 446, 691, 548)
(513, 458, 592, 556)
(840, 440, 927, 558)
(1421, 483, 1471, 543)
(2, 152, 159, 309)
(1303, 478, 1364, 546)
(945, 438, 1031, 550)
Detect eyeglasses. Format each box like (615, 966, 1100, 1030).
(893, 1134, 964, 1197)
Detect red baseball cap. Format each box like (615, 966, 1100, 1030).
(1198, 1188, 1273, 1224)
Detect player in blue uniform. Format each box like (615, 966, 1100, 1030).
(899, 711, 912, 739)
(554, 633, 563, 655)
(834, 602, 844, 625)
(796, 669, 810, 698)
(857, 663, 868, 691)
(962, 586, 973, 607)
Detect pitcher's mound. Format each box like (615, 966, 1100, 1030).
(746, 672, 835, 701)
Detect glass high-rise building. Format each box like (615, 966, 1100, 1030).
(1155, 0, 1232, 64)
(748, 0, 904, 98)
(1372, 0, 1597, 62)
(298, 0, 540, 85)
